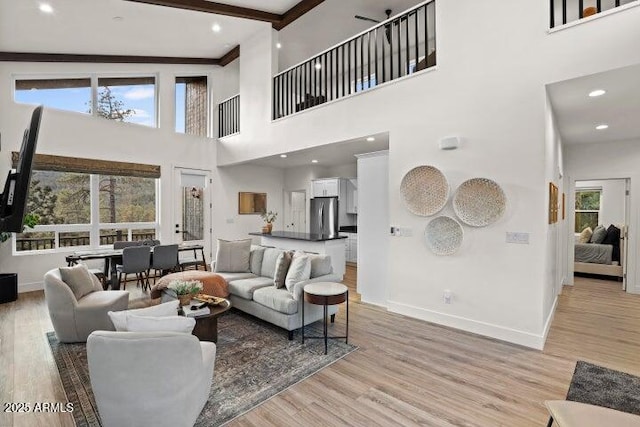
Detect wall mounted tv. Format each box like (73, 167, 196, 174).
(0, 106, 43, 233)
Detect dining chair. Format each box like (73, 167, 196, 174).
(114, 240, 142, 249)
(117, 246, 151, 291)
(151, 244, 179, 283)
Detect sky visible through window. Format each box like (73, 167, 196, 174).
(15, 82, 159, 127)
(175, 82, 186, 133)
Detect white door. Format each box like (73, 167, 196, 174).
(173, 168, 212, 262)
(284, 190, 307, 233)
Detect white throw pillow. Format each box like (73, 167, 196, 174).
(126, 315, 196, 334)
(578, 227, 593, 244)
(285, 253, 311, 292)
(108, 300, 180, 332)
(214, 239, 252, 273)
(59, 264, 95, 300)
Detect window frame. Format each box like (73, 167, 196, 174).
(574, 187, 602, 233)
(173, 72, 213, 138)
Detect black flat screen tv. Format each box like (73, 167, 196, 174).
(0, 106, 43, 233)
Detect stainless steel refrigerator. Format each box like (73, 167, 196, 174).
(310, 197, 339, 235)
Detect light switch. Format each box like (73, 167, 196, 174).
(506, 232, 530, 244)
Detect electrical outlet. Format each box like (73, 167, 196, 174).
(443, 290, 452, 304)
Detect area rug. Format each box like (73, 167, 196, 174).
(567, 361, 640, 415)
(47, 310, 356, 426)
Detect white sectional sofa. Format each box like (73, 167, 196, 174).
(214, 245, 341, 339)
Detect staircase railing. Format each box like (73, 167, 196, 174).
(218, 94, 240, 138)
(550, 0, 627, 28)
(273, 0, 436, 120)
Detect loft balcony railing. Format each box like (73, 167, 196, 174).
(273, 0, 436, 120)
(218, 94, 240, 138)
(550, 0, 633, 27)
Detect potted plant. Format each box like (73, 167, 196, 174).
(0, 213, 39, 304)
(260, 210, 277, 234)
(168, 279, 203, 306)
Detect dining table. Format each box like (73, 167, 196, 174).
(65, 244, 207, 290)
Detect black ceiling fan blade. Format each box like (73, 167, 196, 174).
(354, 15, 381, 24)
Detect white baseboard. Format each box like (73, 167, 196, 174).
(541, 296, 558, 348)
(19, 281, 44, 293)
(387, 300, 546, 350)
(359, 297, 388, 309)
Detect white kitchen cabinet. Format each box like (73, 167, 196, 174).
(346, 179, 358, 214)
(312, 178, 340, 198)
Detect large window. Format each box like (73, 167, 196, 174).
(14, 75, 157, 128)
(175, 76, 208, 136)
(575, 189, 601, 232)
(14, 160, 159, 253)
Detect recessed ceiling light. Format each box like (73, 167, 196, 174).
(276, 43, 282, 49)
(280, 154, 288, 158)
(366, 137, 375, 142)
(589, 89, 606, 97)
(212, 23, 221, 33)
(596, 124, 609, 130)
(39, 3, 53, 13)
(314, 63, 322, 70)
(311, 160, 319, 163)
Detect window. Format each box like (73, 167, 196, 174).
(14, 156, 159, 253)
(575, 189, 601, 232)
(97, 77, 156, 127)
(14, 75, 157, 128)
(14, 78, 91, 114)
(175, 76, 208, 136)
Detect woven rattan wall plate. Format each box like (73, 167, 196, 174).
(424, 216, 464, 256)
(400, 166, 449, 216)
(453, 178, 506, 227)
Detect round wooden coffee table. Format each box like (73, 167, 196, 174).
(302, 282, 348, 355)
(189, 299, 231, 343)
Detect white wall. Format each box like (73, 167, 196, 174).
(566, 139, 639, 292)
(576, 179, 626, 228)
(322, 163, 357, 179)
(356, 151, 389, 306)
(220, 0, 640, 348)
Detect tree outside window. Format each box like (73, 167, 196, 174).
(575, 189, 601, 232)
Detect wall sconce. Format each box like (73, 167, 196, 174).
(190, 187, 202, 199)
(439, 136, 460, 150)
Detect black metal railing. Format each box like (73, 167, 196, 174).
(273, 0, 436, 120)
(550, 0, 624, 28)
(218, 94, 240, 138)
(16, 232, 156, 251)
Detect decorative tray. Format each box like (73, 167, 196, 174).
(193, 294, 226, 306)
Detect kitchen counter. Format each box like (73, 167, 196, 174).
(249, 231, 347, 242)
(339, 226, 357, 233)
(249, 231, 346, 279)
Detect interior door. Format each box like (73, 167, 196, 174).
(291, 191, 306, 233)
(174, 168, 212, 262)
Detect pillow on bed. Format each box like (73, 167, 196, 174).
(590, 225, 607, 244)
(603, 224, 621, 245)
(578, 227, 593, 244)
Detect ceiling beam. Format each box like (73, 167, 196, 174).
(275, 0, 324, 31)
(219, 45, 240, 66)
(123, 0, 281, 24)
(0, 52, 220, 65)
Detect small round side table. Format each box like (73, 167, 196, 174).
(302, 282, 349, 355)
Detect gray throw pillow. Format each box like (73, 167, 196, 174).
(273, 251, 293, 289)
(214, 239, 251, 273)
(59, 264, 95, 300)
(285, 253, 311, 292)
(261, 248, 284, 278)
(590, 225, 607, 244)
(308, 254, 333, 278)
(249, 246, 267, 276)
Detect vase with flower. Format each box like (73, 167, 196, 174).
(168, 279, 203, 306)
(260, 210, 277, 234)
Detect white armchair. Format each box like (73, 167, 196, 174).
(44, 268, 129, 343)
(87, 331, 216, 427)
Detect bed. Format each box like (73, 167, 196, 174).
(574, 225, 625, 279)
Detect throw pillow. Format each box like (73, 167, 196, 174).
(214, 239, 251, 273)
(578, 227, 593, 244)
(273, 251, 293, 289)
(285, 253, 311, 292)
(108, 300, 180, 332)
(308, 254, 333, 278)
(261, 248, 284, 278)
(603, 224, 621, 245)
(249, 245, 267, 276)
(590, 225, 607, 244)
(59, 264, 95, 301)
(126, 315, 196, 334)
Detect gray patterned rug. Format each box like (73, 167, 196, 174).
(47, 309, 356, 426)
(567, 361, 640, 415)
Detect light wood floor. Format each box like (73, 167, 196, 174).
(1, 269, 640, 426)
